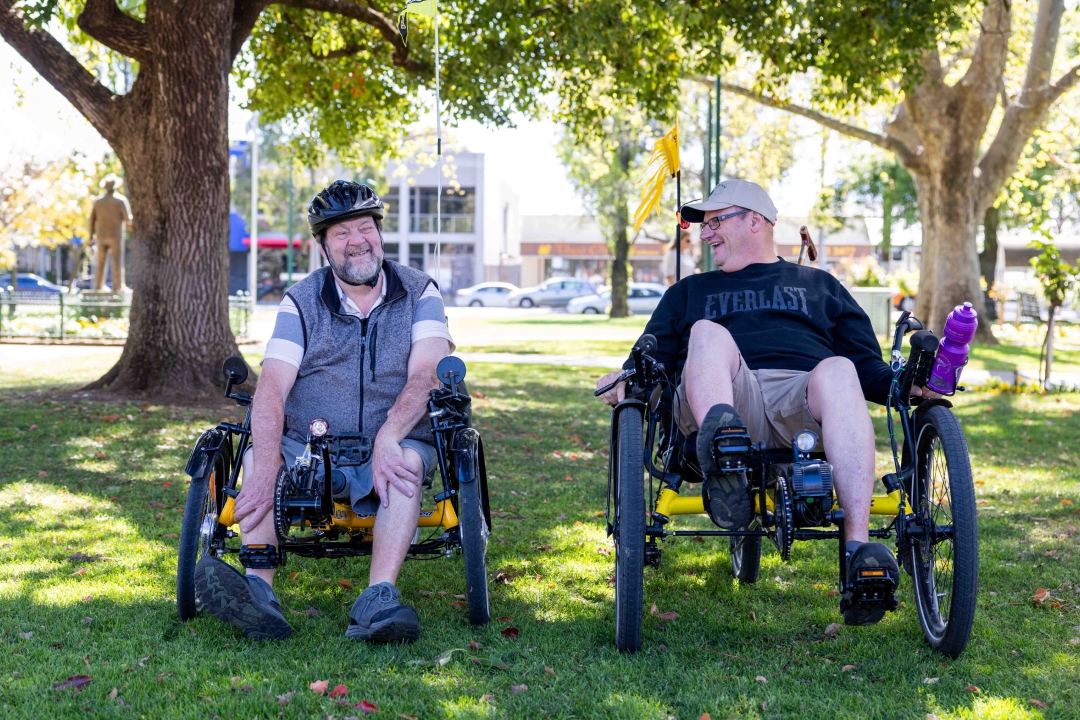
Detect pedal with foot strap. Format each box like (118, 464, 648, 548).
(841, 565, 900, 625)
(239, 544, 284, 569)
(711, 426, 752, 471)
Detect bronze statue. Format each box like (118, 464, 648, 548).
(89, 173, 131, 291)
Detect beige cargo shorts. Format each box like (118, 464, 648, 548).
(675, 358, 823, 450)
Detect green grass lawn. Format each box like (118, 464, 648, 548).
(2, 362, 1079, 718)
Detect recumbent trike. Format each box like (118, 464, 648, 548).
(599, 312, 978, 657)
(176, 355, 492, 626)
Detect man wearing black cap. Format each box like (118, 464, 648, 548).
(596, 179, 937, 626)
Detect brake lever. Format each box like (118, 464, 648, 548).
(594, 369, 635, 397)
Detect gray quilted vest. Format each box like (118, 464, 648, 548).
(282, 261, 435, 446)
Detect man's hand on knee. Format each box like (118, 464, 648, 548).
(234, 467, 277, 533)
(596, 370, 627, 406)
(372, 435, 422, 508)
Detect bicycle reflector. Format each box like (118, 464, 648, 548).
(794, 431, 818, 454)
(310, 418, 329, 438)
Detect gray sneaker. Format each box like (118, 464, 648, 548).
(194, 556, 292, 640)
(345, 582, 420, 643)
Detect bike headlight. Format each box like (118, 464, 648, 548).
(310, 418, 329, 438)
(794, 430, 818, 454)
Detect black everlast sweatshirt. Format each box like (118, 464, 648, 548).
(624, 258, 894, 405)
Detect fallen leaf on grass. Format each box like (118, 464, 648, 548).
(966, 686, 980, 693)
(500, 627, 520, 639)
(399, 715, 419, 720)
(650, 603, 659, 615)
(67, 552, 103, 563)
(469, 641, 480, 651)
(1030, 699, 1047, 709)
(1062, 499, 1074, 506)
(841, 665, 856, 672)
(545, 666, 555, 677)
(1033, 588, 1050, 606)
(450, 600, 468, 609)
(923, 677, 939, 684)
(53, 675, 92, 691)
(38, 471, 48, 478)
(825, 589, 839, 598)
(755, 676, 767, 683)
(72, 567, 87, 576)
(338, 579, 355, 591)
(658, 612, 679, 622)
(328, 684, 348, 698)
(307, 607, 323, 616)
(698, 715, 712, 720)
(277, 690, 295, 705)
(492, 566, 521, 584)
(454, 594, 467, 600)
(288, 571, 300, 581)
(162, 533, 178, 539)
(95, 452, 107, 460)
(824, 623, 842, 639)
(511, 684, 528, 693)
(108, 688, 118, 700)
(309, 680, 329, 694)
(102, 414, 120, 423)
(18, 631, 33, 639)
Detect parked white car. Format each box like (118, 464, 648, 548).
(453, 282, 519, 307)
(507, 277, 597, 308)
(567, 282, 667, 315)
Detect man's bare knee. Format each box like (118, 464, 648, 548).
(808, 357, 866, 419)
(688, 320, 740, 376)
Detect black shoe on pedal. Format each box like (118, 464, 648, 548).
(697, 404, 752, 530)
(842, 542, 900, 626)
(194, 556, 292, 640)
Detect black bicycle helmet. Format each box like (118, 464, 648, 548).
(307, 180, 384, 238)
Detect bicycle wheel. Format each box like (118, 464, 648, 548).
(730, 534, 762, 583)
(177, 451, 227, 620)
(456, 429, 490, 625)
(908, 405, 978, 658)
(614, 405, 645, 653)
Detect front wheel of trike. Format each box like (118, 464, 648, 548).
(456, 430, 491, 625)
(908, 404, 978, 658)
(613, 404, 645, 653)
(177, 450, 228, 620)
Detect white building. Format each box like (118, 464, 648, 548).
(380, 151, 523, 292)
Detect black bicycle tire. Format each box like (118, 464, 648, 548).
(730, 534, 762, 583)
(176, 452, 224, 620)
(909, 405, 978, 658)
(458, 437, 491, 625)
(614, 405, 645, 653)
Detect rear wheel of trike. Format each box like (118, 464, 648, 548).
(177, 451, 228, 620)
(908, 405, 978, 658)
(614, 404, 645, 653)
(456, 431, 491, 625)
(730, 534, 762, 583)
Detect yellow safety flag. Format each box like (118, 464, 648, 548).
(398, 0, 436, 44)
(632, 119, 680, 234)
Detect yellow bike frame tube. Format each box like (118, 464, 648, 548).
(219, 495, 236, 527)
(657, 488, 908, 518)
(837, 489, 910, 516)
(217, 497, 459, 531)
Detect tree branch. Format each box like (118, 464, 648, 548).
(76, 0, 150, 61)
(0, 0, 120, 142)
(1048, 59, 1080, 104)
(961, 0, 1011, 94)
(231, 0, 270, 61)
(723, 83, 919, 168)
(276, 0, 425, 73)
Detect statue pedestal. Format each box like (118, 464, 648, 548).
(78, 288, 131, 320)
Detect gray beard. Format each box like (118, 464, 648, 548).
(329, 249, 382, 286)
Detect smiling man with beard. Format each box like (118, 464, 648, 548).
(194, 181, 454, 643)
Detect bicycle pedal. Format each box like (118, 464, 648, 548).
(840, 568, 900, 613)
(239, 544, 284, 569)
(712, 426, 752, 470)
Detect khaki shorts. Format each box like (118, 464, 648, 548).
(675, 359, 823, 450)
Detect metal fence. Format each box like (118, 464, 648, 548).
(0, 290, 252, 341)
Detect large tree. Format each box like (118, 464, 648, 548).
(726, 0, 1080, 339)
(2, 0, 955, 395)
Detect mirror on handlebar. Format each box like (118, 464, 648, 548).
(436, 356, 467, 395)
(222, 356, 249, 386)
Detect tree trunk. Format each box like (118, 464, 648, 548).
(880, 191, 893, 264)
(1045, 305, 1055, 385)
(85, 2, 239, 399)
(608, 137, 632, 318)
(979, 205, 999, 322)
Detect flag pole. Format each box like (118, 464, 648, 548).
(675, 169, 682, 282)
(434, 2, 442, 290)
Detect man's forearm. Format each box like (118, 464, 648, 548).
(250, 384, 286, 478)
(379, 372, 439, 445)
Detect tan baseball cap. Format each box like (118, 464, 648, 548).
(680, 179, 777, 224)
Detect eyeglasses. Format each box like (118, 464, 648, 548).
(700, 208, 752, 231)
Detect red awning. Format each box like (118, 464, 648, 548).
(241, 234, 306, 249)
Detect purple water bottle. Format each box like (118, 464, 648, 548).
(926, 302, 979, 394)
